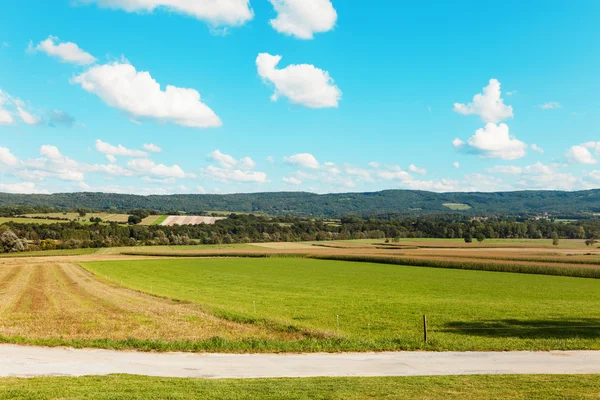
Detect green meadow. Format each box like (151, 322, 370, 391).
(83, 257, 600, 352)
(2, 375, 600, 400)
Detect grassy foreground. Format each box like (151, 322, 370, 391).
(1, 375, 600, 399)
(83, 258, 600, 352)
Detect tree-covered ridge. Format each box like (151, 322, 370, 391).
(0, 189, 600, 217)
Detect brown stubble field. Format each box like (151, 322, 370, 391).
(0, 260, 305, 344)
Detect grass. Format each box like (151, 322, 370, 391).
(83, 257, 600, 352)
(0, 249, 97, 258)
(2, 375, 600, 399)
(148, 215, 168, 225)
(442, 202, 472, 210)
(391, 238, 595, 249)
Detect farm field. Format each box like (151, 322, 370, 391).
(161, 216, 225, 226)
(83, 257, 600, 352)
(2, 374, 600, 400)
(23, 213, 130, 224)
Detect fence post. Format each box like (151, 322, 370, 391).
(423, 315, 428, 344)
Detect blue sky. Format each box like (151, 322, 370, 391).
(0, 0, 599, 195)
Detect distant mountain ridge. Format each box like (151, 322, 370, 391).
(0, 190, 599, 218)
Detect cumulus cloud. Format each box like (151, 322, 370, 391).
(284, 153, 320, 169)
(566, 145, 597, 164)
(539, 102, 562, 110)
(73, 61, 222, 128)
(143, 143, 162, 153)
(453, 161, 460, 169)
(453, 79, 513, 123)
(457, 123, 527, 160)
(531, 144, 544, 154)
(486, 165, 523, 174)
(0, 147, 18, 166)
(408, 164, 427, 175)
(17, 106, 40, 125)
(28, 36, 96, 65)
(0, 182, 48, 194)
(256, 53, 341, 108)
(85, 0, 254, 27)
(201, 165, 267, 183)
(95, 139, 148, 157)
(268, 0, 337, 39)
(402, 178, 459, 192)
(208, 150, 256, 170)
(128, 158, 192, 179)
(283, 176, 302, 185)
(377, 169, 412, 182)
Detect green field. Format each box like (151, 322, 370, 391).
(148, 215, 168, 225)
(83, 257, 600, 352)
(0, 248, 97, 258)
(1, 374, 599, 399)
(442, 203, 472, 210)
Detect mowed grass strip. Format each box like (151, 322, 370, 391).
(83, 258, 600, 351)
(2, 375, 600, 400)
(0, 263, 306, 351)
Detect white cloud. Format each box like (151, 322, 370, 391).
(531, 144, 544, 154)
(566, 145, 597, 165)
(143, 143, 162, 153)
(202, 165, 268, 183)
(284, 153, 320, 169)
(539, 102, 562, 110)
(453, 79, 513, 123)
(78, 182, 90, 190)
(95, 139, 147, 157)
(344, 166, 373, 181)
(377, 169, 412, 181)
(283, 176, 302, 185)
(73, 62, 222, 128)
(453, 161, 460, 169)
(408, 164, 426, 175)
(268, 0, 337, 39)
(266, 156, 275, 164)
(106, 154, 117, 163)
(29, 36, 96, 65)
(208, 150, 255, 170)
(0, 182, 48, 194)
(506, 90, 517, 96)
(40, 145, 62, 159)
(128, 158, 191, 178)
(368, 162, 381, 168)
(256, 53, 341, 108)
(0, 147, 18, 166)
(86, 0, 254, 27)
(458, 123, 527, 160)
(452, 138, 465, 148)
(403, 179, 459, 192)
(89, 163, 133, 177)
(17, 107, 40, 125)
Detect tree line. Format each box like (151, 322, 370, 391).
(2, 214, 600, 253)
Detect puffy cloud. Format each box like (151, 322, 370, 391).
(73, 62, 222, 128)
(268, 0, 337, 39)
(88, 163, 133, 176)
(566, 145, 597, 164)
(95, 139, 148, 157)
(127, 158, 192, 178)
(201, 165, 267, 183)
(452, 138, 465, 148)
(256, 53, 341, 108)
(453, 161, 460, 169)
(143, 143, 162, 153)
(539, 102, 562, 110)
(208, 150, 255, 170)
(0, 147, 18, 166)
(29, 36, 96, 65)
(377, 169, 411, 182)
(283, 176, 302, 185)
(0, 182, 48, 194)
(40, 145, 62, 160)
(458, 123, 527, 160)
(531, 144, 544, 154)
(284, 153, 320, 169)
(453, 79, 513, 123)
(403, 179, 459, 192)
(344, 166, 373, 181)
(486, 165, 523, 174)
(106, 154, 117, 163)
(85, 0, 254, 27)
(408, 164, 427, 175)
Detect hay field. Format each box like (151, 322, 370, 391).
(0, 261, 302, 349)
(21, 213, 129, 224)
(161, 216, 225, 226)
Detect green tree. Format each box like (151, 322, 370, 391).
(476, 233, 485, 243)
(0, 229, 26, 253)
(551, 231, 560, 247)
(464, 233, 473, 243)
(128, 215, 142, 225)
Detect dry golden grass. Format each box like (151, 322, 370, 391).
(0, 262, 305, 342)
